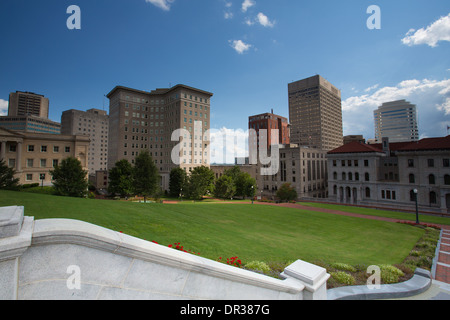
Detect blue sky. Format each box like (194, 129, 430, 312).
(1, 0, 449, 146)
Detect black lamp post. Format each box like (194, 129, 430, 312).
(413, 189, 419, 224)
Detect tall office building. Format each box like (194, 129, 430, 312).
(374, 100, 419, 143)
(107, 84, 213, 190)
(288, 75, 343, 151)
(248, 110, 290, 153)
(8, 91, 49, 118)
(61, 108, 109, 173)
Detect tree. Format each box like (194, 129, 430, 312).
(0, 159, 19, 190)
(235, 172, 257, 199)
(133, 151, 160, 202)
(276, 183, 298, 202)
(50, 157, 88, 197)
(214, 175, 236, 199)
(186, 166, 214, 200)
(108, 159, 134, 198)
(169, 167, 187, 198)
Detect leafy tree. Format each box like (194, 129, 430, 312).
(186, 166, 214, 200)
(0, 159, 19, 190)
(108, 159, 134, 198)
(214, 175, 236, 199)
(169, 167, 187, 198)
(50, 157, 88, 197)
(276, 183, 298, 202)
(235, 171, 257, 199)
(133, 151, 160, 202)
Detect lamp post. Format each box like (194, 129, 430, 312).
(251, 185, 254, 204)
(180, 188, 183, 202)
(413, 189, 419, 224)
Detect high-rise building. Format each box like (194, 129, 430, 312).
(248, 110, 290, 153)
(0, 91, 60, 134)
(374, 100, 419, 143)
(8, 91, 49, 118)
(61, 108, 109, 173)
(288, 75, 343, 151)
(107, 84, 213, 190)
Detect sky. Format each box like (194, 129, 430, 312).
(0, 0, 449, 162)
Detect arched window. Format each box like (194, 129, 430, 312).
(342, 172, 346, 180)
(365, 187, 371, 198)
(409, 174, 415, 183)
(445, 175, 450, 185)
(429, 174, 435, 185)
(348, 172, 353, 181)
(333, 185, 337, 195)
(365, 173, 370, 181)
(355, 172, 359, 181)
(333, 172, 337, 180)
(409, 190, 416, 202)
(429, 191, 437, 204)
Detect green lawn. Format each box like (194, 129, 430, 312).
(0, 190, 425, 267)
(299, 202, 450, 226)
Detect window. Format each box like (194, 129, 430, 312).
(26, 174, 33, 181)
(409, 174, 415, 183)
(40, 159, 47, 168)
(9, 145, 16, 152)
(427, 159, 434, 167)
(53, 146, 59, 153)
(8, 159, 15, 168)
(41, 145, 47, 152)
(429, 174, 435, 185)
(445, 175, 450, 185)
(365, 173, 370, 181)
(27, 145, 34, 152)
(408, 159, 414, 167)
(365, 187, 371, 198)
(430, 192, 437, 204)
(444, 159, 450, 167)
(364, 160, 369, 167)
(409, 190, 417, 202)
(53, 159, 59, 167)
(27, 159, 34, 168)
(65, 147, 71, 153)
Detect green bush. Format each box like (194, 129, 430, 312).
(330, 271, 355, 285)
(379, 265, 404, 284)
(330, 262, 357, 273)
(245, 261, 271, 273)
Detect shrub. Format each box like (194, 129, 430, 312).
(330, 262, 357, 273)
(379, 265, 404, 284)
(245, 261, 271, 273)
(330, 271, 355, 285)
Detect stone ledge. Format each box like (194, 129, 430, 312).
(0, 206, 24, 239)
(327, 268, 432, 300)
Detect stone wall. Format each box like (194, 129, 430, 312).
(0, 206, 330, 300)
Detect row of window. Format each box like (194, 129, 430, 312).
(333, 172, 370, 181)
(409, 174, 450, 185)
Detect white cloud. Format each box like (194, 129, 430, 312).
(256, 12, 275, 27)
(0, 99, 8, 116)
(242, 0, 255, 13)
(364, 84, 379, 93)
(210, 127, 249, 164)
(224, 12, 233, 19)
(229, 39, 252, 54)
(401, 13, 450, 47)
(145, 0, 174, 11)
(342, 78, 450, 139)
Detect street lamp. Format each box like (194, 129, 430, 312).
(180, 188, 183, 202)
(251, 185, 254, 204)
(413, 189, 419, 224)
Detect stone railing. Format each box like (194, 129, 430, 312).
(0, 206, 330, 300)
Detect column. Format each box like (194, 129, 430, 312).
(0, 141, 5, 161)
(16, 142, 22, 172)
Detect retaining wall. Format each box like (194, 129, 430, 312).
(0, 206, 330, 300)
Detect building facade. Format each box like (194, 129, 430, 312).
(248, 111, 290, 153)
(61, 108, 109, 173)
(8, 91, 49, 118)
(327, 136, 450, 214)
(0, 127, 89, 186)
(0, 115, 61, 134)
(107, 85, 213, 190)
(374, 100, 419, 143)
(288, 75, 343, 151)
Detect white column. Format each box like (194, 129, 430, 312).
(0, 141, 6, 161)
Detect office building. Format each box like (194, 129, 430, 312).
(288, 75, 343, 151)
(374, 100, 419, 143)
(61, 108, 109, 173)
(248, 110, 290, 153)
(8, 91, 49, 118)
(107, 84, 213, 190)
(0, 127, 89, 186)
(0, 115, 61, 134)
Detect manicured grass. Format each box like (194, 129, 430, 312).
(299, 202, 450, 226)
(0, 190, 424, 267)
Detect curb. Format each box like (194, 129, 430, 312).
(327, 268, 432, 300)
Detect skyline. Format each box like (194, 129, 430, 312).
(1, 0, 449, 154)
